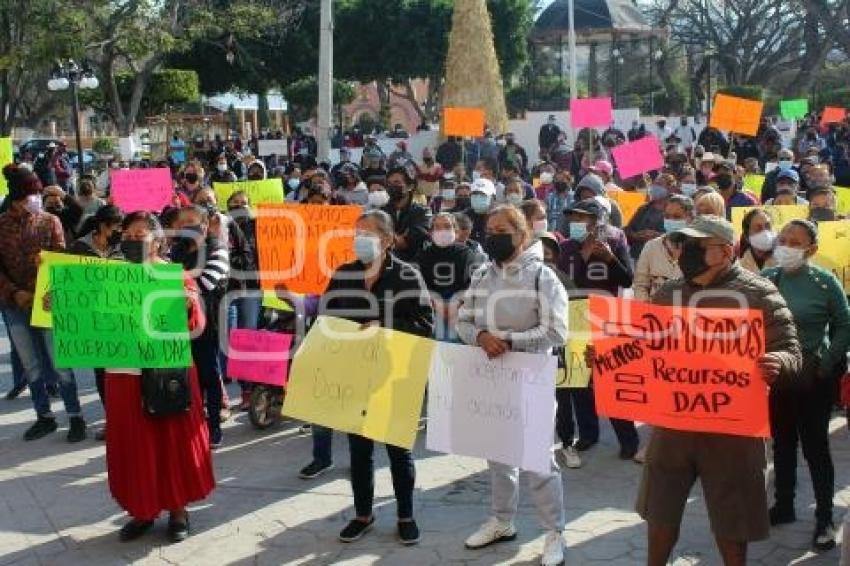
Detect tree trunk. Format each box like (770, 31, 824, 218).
(376, 80, 391, 130)
(688, 56, 708, 116)
(390, 79, 428, 124)
(657, 51, 684, 113)
(783, 6, 831, 97)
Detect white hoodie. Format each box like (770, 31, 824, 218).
(456, 241, 568, 354)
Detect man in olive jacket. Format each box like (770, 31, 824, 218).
(637, 216, 802, 566)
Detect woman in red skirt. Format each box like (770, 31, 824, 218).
(106, 211, 215, 543)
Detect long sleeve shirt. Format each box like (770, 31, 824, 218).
(0, 208, 65, 305)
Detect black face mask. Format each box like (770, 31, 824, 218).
(715, 173, 733, 190)
(45, 205, 63, 215)
(120, 240, 146, 264)
(387, 184, 407, 201)
(483, 233, 516, 263)
(454, 197, 471, 210)
(184, 173, 199, 184)
(678, 239, 710, 280)
(554, 181, 569, 193)
(107, 230, 122, 247)
(810, 207, 836, 222)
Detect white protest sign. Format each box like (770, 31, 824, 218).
(426, 342, 557, 474)
(258, 139, 288, 157)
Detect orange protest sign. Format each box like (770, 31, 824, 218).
(709, 94, 763, 136)
(589, 296, 769, 438)
(256, 204, 362, 295)
(821, 106, 846, 126)
(606, 189, 646, 225)
(443, 107, 485, 137)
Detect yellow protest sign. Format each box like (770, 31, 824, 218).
(730, 205, 809, 237)
(556, 299, 592, 388)
(261, 290, 293, 311)
(742, 174, 765, 199)
(283, 316, 435, 448)
(834, 186, 850, 217)
(213, 179, 284, 210)
(31, 252, 125, 328)
(0, 138, 11, 196)
(607, 189, 646, 225)
(811, 221, 850, 292)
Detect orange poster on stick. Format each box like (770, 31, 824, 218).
(606, 189, 646, 225)
(821, 106, 846, 126)
(588, 296, 769, 438)
(443, 107, 486, 137)
(256, 203, 362, 295)
(709, 94, 764, 136)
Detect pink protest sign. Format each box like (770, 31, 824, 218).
(110, 168, 174, 212)
(611, 135, 664, 179)
(226, 329, 293, 386)
(570, 97, 613, 129)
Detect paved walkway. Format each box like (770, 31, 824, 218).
(0, 361, 847, 565)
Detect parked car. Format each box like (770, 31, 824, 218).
(15, 138, 61, 160)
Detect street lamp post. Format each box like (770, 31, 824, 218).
(612, 47, 624, 108)
(47, 60, 99, 184)
(648, 37, 664, 116)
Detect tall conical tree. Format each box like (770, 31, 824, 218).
(442, 0, 508, 135)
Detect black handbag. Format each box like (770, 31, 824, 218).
(140, 368, 191, 417)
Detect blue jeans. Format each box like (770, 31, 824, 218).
(3, 307, 81, 419)
(2, 310, 25, 388)
(313, 425, 333, 465)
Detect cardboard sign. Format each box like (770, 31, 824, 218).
(611, 135, 664, 179)
(730, 205, 809, 237)
(742, 174, 766, 199)
(426, 342, 556, 474)
(213, 179, 285, 211)
(780, 99, 809, 120)
(821, 106, 846, 126)
(50, 263, 191, 368)
(606, 189, 647, 225)
(257, 139, 288, 157)
(283, 316, 435, 449)
(835, 186, 850, 216)
(556, 299, 592, 388)
(0, 138, 12, 196)
(589, 296, 769, 438)
(443, 107, 485, 137)
(226, 329, 293, 386)
(256, 203, 361, 295)
(570, 97, 613, 129)
(110, 168, 173, 212)
(811, 220, 850, 292)
(32, 252, 125, 328)
(709, 94, 763, 136)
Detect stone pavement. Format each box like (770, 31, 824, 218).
(0, 364, 847, 565)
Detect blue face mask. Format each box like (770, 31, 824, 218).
(506, 193, 523, 205)
(354, 234, 381, 263)
(569, 222, 589, 242)
(649, 185, 669, 201)
(471, 193, 491, 213)
(287, 178, 300, 190)
(680, 183, 698, 197)
(663, 218, 688, 233)
(778, 160, 793, 171)
(442, 189, 456, 201)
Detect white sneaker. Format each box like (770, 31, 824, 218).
(464, 517, 517, 549)
(633, 444, 647, 464)
(561, 446, 582, 469)
(541, 531, 566, 566)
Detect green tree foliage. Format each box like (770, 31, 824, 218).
(282, 77, 356, 121)
(80, 68, 200, 119)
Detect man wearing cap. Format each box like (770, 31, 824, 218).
(572, 173, 624, 228)
(760, 148, 797, 204)
(463, 178, 497, 244)
(539, 115, 561, 155)
(498, 133, 528, 175)
(637, 215, 801, 566)
(589, 160, 615, 187)
(765, 169, 808, 206)
(696, 152, 716, 185)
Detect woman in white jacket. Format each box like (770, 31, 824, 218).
(456, 205, 569, 566)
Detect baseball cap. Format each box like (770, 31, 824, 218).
(776, 169, 800, 184)
(589, 160, 614, 177)
(700, 152, 716, 163)
(670, 215, 735, 245)
(470, 178, 496, 197)
(575, 173, 605, 196)
(565, 198, 606, 219)
(714, 159, 736, 171)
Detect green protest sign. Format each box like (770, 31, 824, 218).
(780, 99, 809, 120)
(50, 263, 191, 368)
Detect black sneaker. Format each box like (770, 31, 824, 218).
(23, 417, 57, 441)
(5, 382, 26, 400)
(210, 429, 223, 450)
(813, 520, 836, 552)
(769, 505, 796, 526)
(167, 512, 190, 543)
(619, 444, 638, 460)
(67, 417, 87, 443)
(398, 519, 420, 545)
(299, 460, 334, 479)
(338, 517, 374, 543)
(119, 519, 154, 542)
(573, 439, 597, 452)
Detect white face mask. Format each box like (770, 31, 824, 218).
(472, 171, 482, 182)
(367, 190, 390, 208)
(431, 229, 456, 248)
(773, 245, 806, 271)
(748, 230, 776, 252)
(532, 219, 549, 236)
(217, 163, 227, 172)
(23, 194, 42, 214)
(540, 172, 554, 184)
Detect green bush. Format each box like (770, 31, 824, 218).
(716, 85, 764, 101)
(816, 87, 850, 110)
(92, 137, 114, 154)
